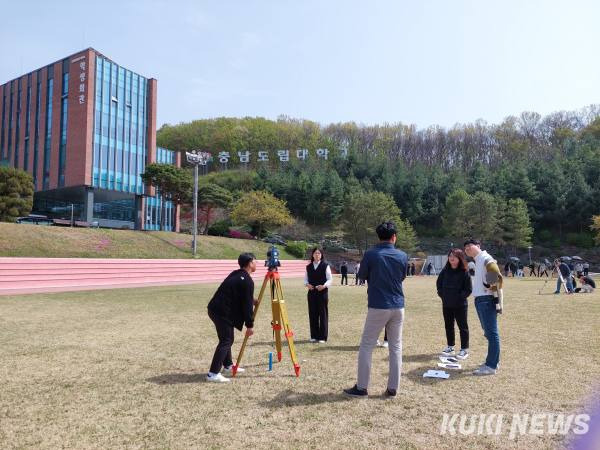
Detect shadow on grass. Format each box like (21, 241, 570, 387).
(260, 389, 354, 408)
(312, 345, 360, 352)
(146, 373, 205, 384)
(252, 339, 315, 346)
(403, 365, 473, 384)
(403, 353, 439, 363)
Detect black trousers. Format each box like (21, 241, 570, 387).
(208, 309, 234, 374)
(442, 305, 469, 349)
(341, 273, 348, 285)
(308, 290, 328, 341)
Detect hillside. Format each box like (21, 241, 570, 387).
(0, 223, 298, 260)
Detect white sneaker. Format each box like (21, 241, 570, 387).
(382, 341, 389, 348)
(441, 346, 454, 356)
(222, 365, 244, 375)
(318, 340, 326, 344)
(310, 338, 317, 343)
(206, 373, 231, 383)
(456, 349, 469, 360)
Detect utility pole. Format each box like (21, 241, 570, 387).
(185, 150, 212, 257)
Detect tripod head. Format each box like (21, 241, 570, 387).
(265, 245, 281, 271)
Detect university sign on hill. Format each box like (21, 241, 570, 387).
(199, 145, 348, 166)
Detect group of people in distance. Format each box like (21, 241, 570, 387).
(553, 258, 596, 294)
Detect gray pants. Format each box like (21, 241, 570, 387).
(357, 307, 405, 391)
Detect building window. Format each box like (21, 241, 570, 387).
(33, 74, 41, 190)
(7, 83, 14, 165)
(1, 90, 6, 161)
(58, 71, 68, 187)
(24, 76, 31, 172)
(14, 80, 22, 168)
(43, 75, 53, 190)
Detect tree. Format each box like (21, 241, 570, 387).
(141, 164, 192, 230)
(591, 215, 600, 245)
(342, 191, 416, 254)
(499, 198, 533, 249)
(230, 191, 293, 238)
(0, 167, 34, 222)
(197, 183, 233, 234)
(465, 191, 499, 242)
(442, 189, 471, 239)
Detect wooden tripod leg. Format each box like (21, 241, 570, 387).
(274, 278, 301, 377)
(270, 278, 283, 362)
(232, 274, 269, 377)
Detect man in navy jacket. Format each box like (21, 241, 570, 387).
(344, 222, 408, 398)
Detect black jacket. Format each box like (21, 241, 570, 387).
(207, 269, 254, 331)
(436, 266, 472, 308)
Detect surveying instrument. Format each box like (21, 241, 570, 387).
(232, 245, 301, 377)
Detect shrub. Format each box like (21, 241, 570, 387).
(207, 219, 231, 237)
(228, 229, 254, 240)
(285, 240, 308, 258)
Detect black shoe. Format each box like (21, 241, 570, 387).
(384, 388, 396, 397)
(343, 384, 368, 398)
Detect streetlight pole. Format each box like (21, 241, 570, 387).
(185, 150, 212, 257)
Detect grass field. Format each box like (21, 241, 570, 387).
(0, 223, 297, 259)
(1, 275, 598, 449)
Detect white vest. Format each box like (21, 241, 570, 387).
(472, 250, 496, 298)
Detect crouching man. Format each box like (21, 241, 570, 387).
(206, 253, 256, 382)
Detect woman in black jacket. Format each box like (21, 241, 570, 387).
(436, 248, 472, 360)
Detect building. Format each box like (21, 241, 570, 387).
(0, 48, 180, 231)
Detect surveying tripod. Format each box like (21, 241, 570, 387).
(232, 267, 301, 377)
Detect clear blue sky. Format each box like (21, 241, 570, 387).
(1, 0, 599, 128)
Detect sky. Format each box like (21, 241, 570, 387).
(1, 0, 599, 129)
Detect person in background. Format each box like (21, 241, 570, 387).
(574, 261, 584, 277)
(354, 262, 361, 285)
(538, 262, 549, 277)
(528, 262, 537, 277)
(340, 261, 349, 285)
(206, 253, 257, 383)
(575, 275, 596, 293)
(304, 248, 332, 343)
(554, 259, 573, 294)
(583, 262, 590, 276)
(437, 248, 472, 360)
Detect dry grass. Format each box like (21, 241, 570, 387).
(0, 223, 297, 259)
(0, 275, 598, 449)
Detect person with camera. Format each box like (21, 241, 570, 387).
(343, 222, 408, 398)
(463, 239, 503, 376)
(206, 253, 257, 383)
(304, 248, 332, 343)
(437, 248, 472, 360)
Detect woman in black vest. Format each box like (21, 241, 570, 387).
(304, 248, 332, 343)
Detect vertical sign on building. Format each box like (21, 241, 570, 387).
(71, 56, 86, 104)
